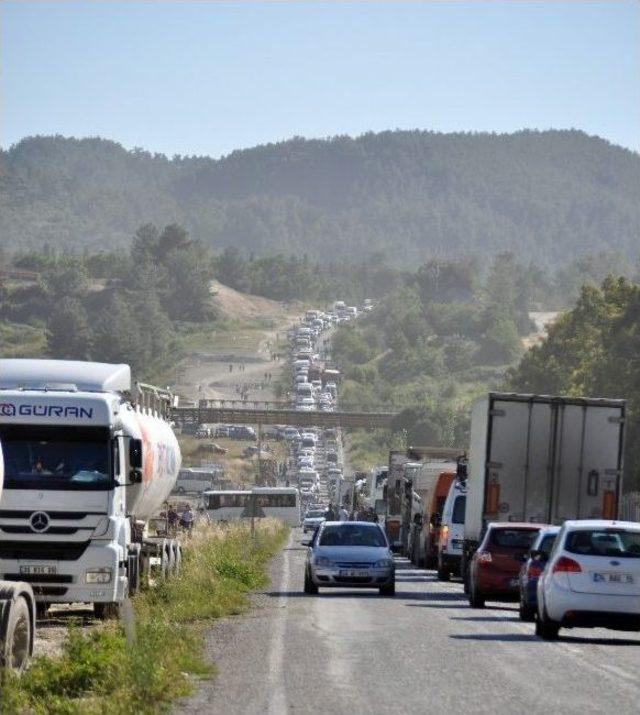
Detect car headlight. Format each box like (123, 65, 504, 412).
(374, 558, 394, 568)
(86, 568, 113, 584)
(314, 556, 333, 567)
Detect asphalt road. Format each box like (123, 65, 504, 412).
(177, 530, 640, 715)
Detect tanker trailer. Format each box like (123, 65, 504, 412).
(0, 359, 182, 619)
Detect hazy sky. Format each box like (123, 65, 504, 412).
(2, 1, 638, 157)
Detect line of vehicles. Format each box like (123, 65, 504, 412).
(337, 390, 639, 640)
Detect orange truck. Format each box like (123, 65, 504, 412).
(407, 466, 457, 567)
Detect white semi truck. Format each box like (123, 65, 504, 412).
(461, 392, 626, 586)
(0, 359, 182, 619)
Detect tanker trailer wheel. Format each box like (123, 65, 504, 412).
(173, 542, 182, 575)
(166, 540, 176, 576)
(0, 595, 32, 672)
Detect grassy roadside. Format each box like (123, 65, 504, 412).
(0, 520, 289, 715)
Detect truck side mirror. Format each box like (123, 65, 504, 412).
(129, 438, 143, 469)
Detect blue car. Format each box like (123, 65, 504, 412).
(518, 526, 560, 621)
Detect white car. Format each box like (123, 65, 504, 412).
(296, 397, 316, 411)
(303, 508, 326, 533)
(536, 520, 640, 640)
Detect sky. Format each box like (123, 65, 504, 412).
(2, 0, 639, 157)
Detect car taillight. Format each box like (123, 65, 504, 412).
(553, 556, 582, 574)
(527, 563, 543, 578)
(477, 551, 492, 564)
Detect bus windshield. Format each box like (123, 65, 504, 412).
(0, 425, 111, 491)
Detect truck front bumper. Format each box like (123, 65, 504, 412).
(0, 542, 127, 604)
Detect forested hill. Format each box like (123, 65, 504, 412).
(2, 130, 639, 266)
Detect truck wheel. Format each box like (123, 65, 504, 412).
(94, 602, 119, 620)
(173, 542, 182, 575)
(166, 541, 176, 576)
(1, 596, 31, 672)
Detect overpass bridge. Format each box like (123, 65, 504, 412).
(172, 399, 397, 430)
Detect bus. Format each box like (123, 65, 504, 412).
(201, 487, 301, 526)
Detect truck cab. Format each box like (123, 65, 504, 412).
(0, 360, 181, 614)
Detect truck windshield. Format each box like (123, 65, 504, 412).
(0, 425, 111, 491)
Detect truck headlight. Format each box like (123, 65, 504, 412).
(86, 568, 112, 584)
(92, 517, 112, 538)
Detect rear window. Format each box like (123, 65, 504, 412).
(319, 524, 387, 547)
(565, 529, 640, 558)
(489, 529, 539, 549)
(537, 533, 558, 555)
(452, 495, 466, 524)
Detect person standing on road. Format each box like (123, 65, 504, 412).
(326, 503, 336, 521)
(338, 505, 349, 522)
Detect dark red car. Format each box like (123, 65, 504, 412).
(468, 523, 547, 608)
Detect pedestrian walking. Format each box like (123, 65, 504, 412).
(338, 505, 349, 522)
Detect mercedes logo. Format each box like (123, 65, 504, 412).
(30, 511, 50, 533)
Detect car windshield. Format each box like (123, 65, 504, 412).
(1, 425, 111, 491)
(319, 524, 386, 547)
(490, 529, 539, 549)
(565, 529, 640, 558)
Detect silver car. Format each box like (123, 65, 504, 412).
(303, 509, 326, 534)
(304, 522, 395, 596)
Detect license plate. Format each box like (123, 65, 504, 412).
(592, 572, 634, 584)
(20, 565, 57, 576)
(339, 570, 370, 578)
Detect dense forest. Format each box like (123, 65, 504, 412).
(329, 252, 534, 466)
(509, 277, 640, 490)
(2, 130, 639, 268)
(0, 224, 214, 378)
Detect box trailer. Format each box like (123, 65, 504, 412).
(462, 392, 625, 583)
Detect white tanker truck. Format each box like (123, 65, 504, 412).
(0, 360, 182, 631)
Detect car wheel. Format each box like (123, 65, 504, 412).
(519, 599, 535, 623)
(535, 606, 560, 640)
(469, 581, 485, 608)
(304, 568, 318, 595)
(379, 579, 395, 597)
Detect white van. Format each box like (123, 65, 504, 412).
(437, 480, 466, 580)
(174, 469, 216, 495)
